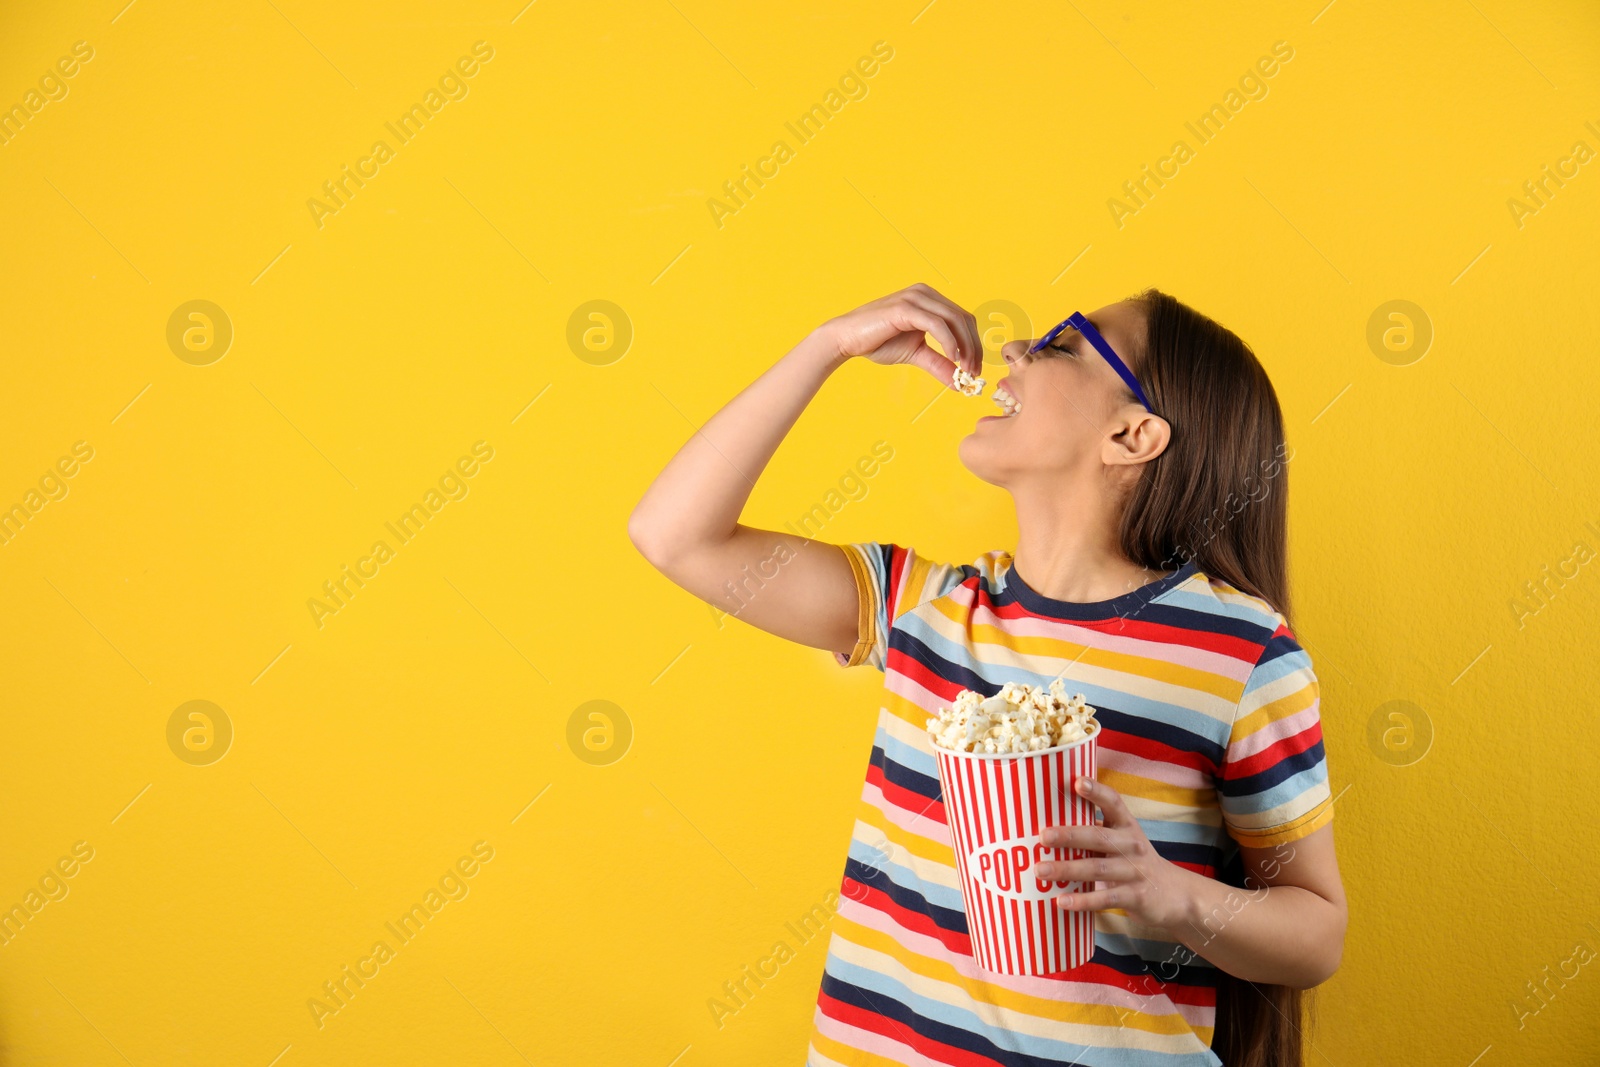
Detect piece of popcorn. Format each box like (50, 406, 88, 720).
(996, 682, 1030, 705)
(951, 366, 986, 397)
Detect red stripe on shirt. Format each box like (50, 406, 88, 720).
(816, 988, 1002, 1067)
(865, 762, 948, 825)
(840, 876, 973, 956)
(1224, 720, 1324, 781)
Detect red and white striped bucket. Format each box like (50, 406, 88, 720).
(934, 728, 1098, 976)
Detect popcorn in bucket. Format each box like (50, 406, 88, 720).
(928, 682, 1100, 976)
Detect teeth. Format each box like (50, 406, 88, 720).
(992, 391, 1022, 417)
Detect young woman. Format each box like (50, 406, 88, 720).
(629, 284, 1346, 1067)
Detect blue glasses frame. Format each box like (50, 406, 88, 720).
(1027, 312, 1156, 414)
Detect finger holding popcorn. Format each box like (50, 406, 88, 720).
(891, 285, 978, 374)
(900, 283, 983, 375)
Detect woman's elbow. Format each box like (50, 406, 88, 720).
(1295, 908, 1347, 988)
(627, 506, 699, 576)
(1291, 947, 1343, 990)
(627, 507, 671, 568)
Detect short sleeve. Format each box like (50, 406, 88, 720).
(834, 543, 968, 671)
(1217, 622, 1334, 849)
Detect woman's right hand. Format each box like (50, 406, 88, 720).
(630, 283, 983, 661)
(814, 283, 984, 387)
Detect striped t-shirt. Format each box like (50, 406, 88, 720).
(807, 544, 1333, 1067)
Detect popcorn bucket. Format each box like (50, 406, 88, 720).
(934, 728, 1098, 976)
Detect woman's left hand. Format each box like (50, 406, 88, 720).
(1035, 776, 1198, 933)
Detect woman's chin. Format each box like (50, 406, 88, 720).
(956, 433, 1006, 486)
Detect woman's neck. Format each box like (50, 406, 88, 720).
(1009, 483, 1169, 604)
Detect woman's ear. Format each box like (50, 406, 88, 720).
(1105, 411, 1170, 467)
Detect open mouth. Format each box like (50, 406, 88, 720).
(992, 388, 1022, 417)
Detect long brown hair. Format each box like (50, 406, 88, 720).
(1118, 289, 1310, 1066)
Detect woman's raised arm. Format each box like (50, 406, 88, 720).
(627, 284, 982, 656)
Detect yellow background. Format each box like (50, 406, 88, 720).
(2, 0, 1598, 1063)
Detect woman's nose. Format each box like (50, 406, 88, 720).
(1000, 338, 1032, 367)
